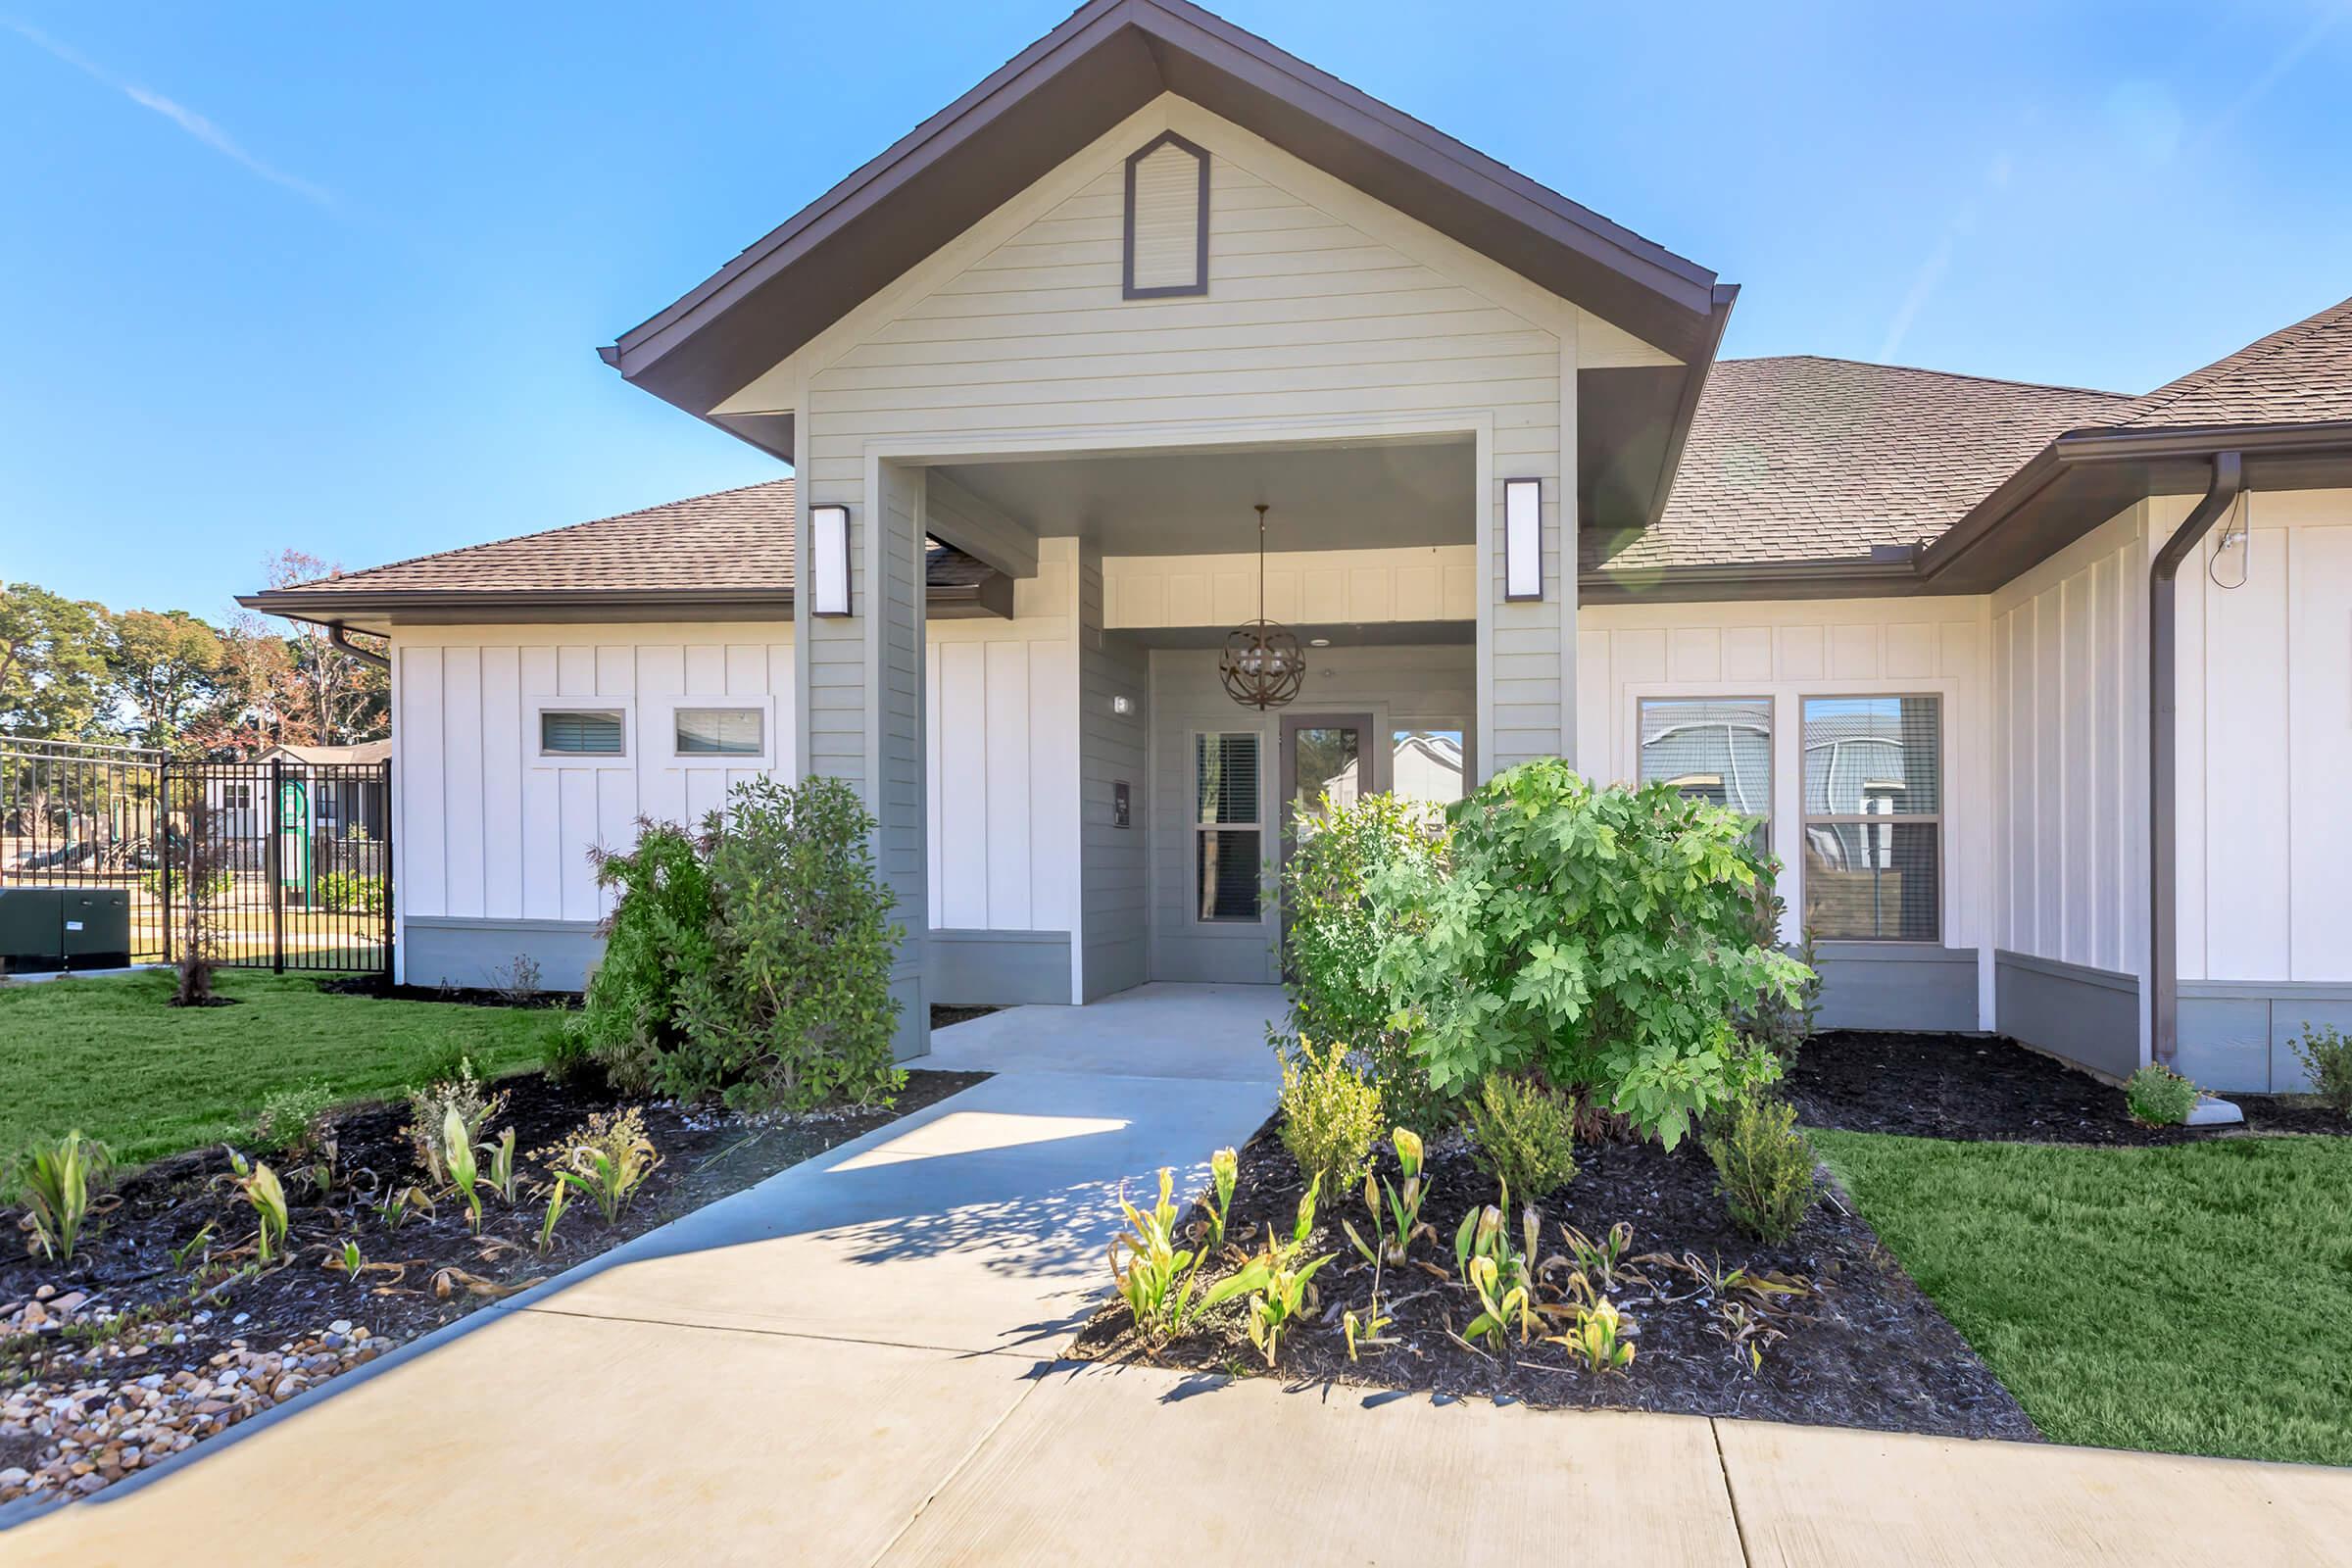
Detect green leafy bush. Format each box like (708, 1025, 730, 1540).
(1279, 792, 1448, 1129)
(141, 865, 234, 902)
(250, 1080, 333, 1159)
(316, 871, 385, 915)
(1276, 1037, 1384, 1197)
(1734, 872, 1821, 1067)
(671, 776, 906, 1111)
(2125, 1062, 2199, 1128)
(1703, 1094, 1818, 1241)
(1463, 1073, 1578, 1200)
(575, 820, 716, 1094)
(1373, 761, 1809, 1148)
(2290, 1025, 2352, 1118)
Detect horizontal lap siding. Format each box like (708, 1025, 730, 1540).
(392, 627, 795, 928)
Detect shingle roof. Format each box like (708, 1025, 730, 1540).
(2108, 293, 2352, 430)
(265, 477, 986, 602)
(1589, 357, 2135, 572)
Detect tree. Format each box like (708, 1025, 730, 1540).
(185, 613, 307, 759)
(105, 609, 227, 751)
(0, 583, 109, 739)
(260, 550, 388, 747)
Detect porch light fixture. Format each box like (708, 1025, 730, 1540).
(1504, 478, 1543, 602)
(1219, 504, 1304, 710)
(811, 504, 851, 617)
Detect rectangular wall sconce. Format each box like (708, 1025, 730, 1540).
(810, 504, 851, 617)
(1503, 478, 1543, 602)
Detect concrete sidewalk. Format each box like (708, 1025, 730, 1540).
(12, 988, 2352, 1565)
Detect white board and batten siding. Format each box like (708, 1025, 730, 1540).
(1578, 597, 1994, 1031)
(391, 626, 798, 932)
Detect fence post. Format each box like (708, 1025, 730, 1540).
(160, 760, 173, 967)
(380, 760, 395, 987)
(267, 758, 284, 974)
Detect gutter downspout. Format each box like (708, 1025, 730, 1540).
(2148, 451, 2242, 1066)
(327, 622, 391, 670)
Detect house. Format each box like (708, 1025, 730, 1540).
(245, 0, 2352, 1094)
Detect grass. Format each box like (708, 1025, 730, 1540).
(1815, 1128, 2352, 1466)
(0, 968, 553, 1178)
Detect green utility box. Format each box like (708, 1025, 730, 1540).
(0, 886, 131, 972)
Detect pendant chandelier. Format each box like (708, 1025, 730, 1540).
(1220, 504, 1304, 710)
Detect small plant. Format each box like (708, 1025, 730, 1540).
(1239, 1176, 1337, 1369)
(2125, 1062, 2200, 1128)
(14, 1131, 113, 1262)
(1710, 1300, 1784, 1375)
(1342, 1126, 1436, 1270)
(375, 1184, 432, 1232)
(1546, 1220, 1647, 1296)
(1343, 1298, 1395, 1363)
(251, 1081, 334, 1160)
(223, 1148, 289, 1265)
(1452, 1196, 1539, 1351)
(444, 1107, 483, 1232)
(170, 1221, 216, 1273)
(535, 1178, 569, 1255)
(2291, 1025, 2352, 1118)
(404, 1058, 508, 1186)
(1464, 1074, 1578, 1202)
(327, 1238, 368, 1276)
(1201, 1146, 1240, 1255)
(491, 952, 542, 1005)
(1546, 1293, 1636, 1374)
(538, 1106, 661, 1224)
(1107, 1165, 1262, 1344)
(1276, 1037, 1384, 1199)
(1702, 1094, 1819, 1242)
(484, 1127, 519, 1205)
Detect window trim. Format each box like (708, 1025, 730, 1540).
(526, 696, 635, 769)
(1122, 130, 1211, 300)
(1192, 727, 1265, 926)
(1798, 690, 1944, 945)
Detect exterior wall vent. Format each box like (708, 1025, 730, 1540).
(1123, 132, 1209, 298)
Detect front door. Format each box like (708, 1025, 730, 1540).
(1279, 711, 1381, 879)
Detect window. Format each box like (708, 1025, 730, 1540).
(223, 782, 253, 809)
(1195, 732, 1261, 922)
(674, 707, 762, 757)
(1639, 697, 1771, 853)
(1391, 728, 1465, 822)
(1123, 132, 1209, 298)
(1801, 695, 1940, 941)
(540, 710, 625, 757)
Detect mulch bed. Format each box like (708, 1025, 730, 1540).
(1788, 1030, 2350, 1145)
(1070, 1118, 2036, 1442)
(0, 1064, 983, 1507)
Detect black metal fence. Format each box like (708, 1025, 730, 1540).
(0, 738, 392, 975)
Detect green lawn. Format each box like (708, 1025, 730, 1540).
(1815, 1128, 2352, 1466)
(0, 968, 553, 1175)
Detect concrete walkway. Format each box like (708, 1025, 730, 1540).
(14, 984, 2352, 1565)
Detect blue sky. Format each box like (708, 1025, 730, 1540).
(6, 1, 2347, 618)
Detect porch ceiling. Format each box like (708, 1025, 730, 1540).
(932, 437, 1473, 557)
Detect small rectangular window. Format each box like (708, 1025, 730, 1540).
(540, 710, 624, 757)
(1639, 696, 1772, 854)
(674, 707, 761, 757)
(1195, 732, 1260, 922)
(1801, 695, 1940, 941)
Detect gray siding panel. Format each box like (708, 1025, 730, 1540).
(403, 915, 605, 993)
(1079, 547, 1152, 1001)
(2178, 982, 2352, 1093)
(1994, 949, 2140, 1081)
(929, 929, 1073, 1006)
(1813, 944, 1979, 1032)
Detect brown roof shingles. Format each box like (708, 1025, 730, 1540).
(2109, 293, 2352, 430)
(1590, 357, 2134, 573)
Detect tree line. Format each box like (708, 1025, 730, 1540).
(1, 551, 388, 758)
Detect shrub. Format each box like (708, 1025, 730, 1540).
(1276, 1037, 1384, 1197)
(670, 776, 906, 1111)
(250, 1081, 333, 1160)
(575, 820, 716, 1094)
(1279, 792, 1449, 1129)
(1734, 871, 1821, 1067)
(13, 1131, 112, 1262)
(1373, 762, 1808, 1148)
(2125, 1062, 2199, 1128)
(141, 865, 233, 902)
(536, 1106, 660, 1224)
(537, 1015, 595, 1085)
(1703, 1094, 1818, 1241)
(316, 871, 385, 915)
(1463, 1073, 1578, 1201)
(2290, 1025, 2352, 1118)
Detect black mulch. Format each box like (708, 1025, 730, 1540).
(1788, 1030, 2350, 1145)
(1, 1065, 986, 1465)
(929, 1004, 1004, 1030)
(1069, 1119, 2037, 1443)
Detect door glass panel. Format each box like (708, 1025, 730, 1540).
(1289, 725, 1361, 846)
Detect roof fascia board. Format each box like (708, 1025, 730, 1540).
(1579, 558, 1929, 606)
(1635, 283, 1739, 529)
(244, 577, 1008, 630)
